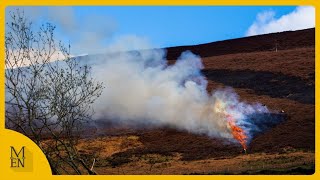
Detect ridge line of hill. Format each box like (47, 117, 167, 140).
(165, 28, 315, 59)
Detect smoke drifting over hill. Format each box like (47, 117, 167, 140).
(81, 41, 272, 146)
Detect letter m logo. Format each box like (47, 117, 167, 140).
(10, 146, 25, 168)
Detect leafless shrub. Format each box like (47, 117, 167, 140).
(5, 9, 104, 175)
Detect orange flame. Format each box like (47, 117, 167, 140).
(226, 115, 247, 150)
(213, 101, 248, 150)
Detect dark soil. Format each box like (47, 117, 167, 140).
(202, 69, 314, 104)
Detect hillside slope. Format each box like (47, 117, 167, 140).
(96, 28, 315, 154)
(79, 28, 315, 174)
(166, 28, 315, 153)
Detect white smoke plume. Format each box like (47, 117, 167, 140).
(5, 7, 274, 147)
(78, 38, 270, 146)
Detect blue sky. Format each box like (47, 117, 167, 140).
(77, 6, 296, 47)
(6, 6, 315, 55)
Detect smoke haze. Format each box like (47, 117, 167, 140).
(79, 39, 270, 145)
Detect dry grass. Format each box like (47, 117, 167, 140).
(77, 135, 143, 158)
(202, 47, 314, 81)
(76, 134, 313, 175)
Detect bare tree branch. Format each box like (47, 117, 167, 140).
(5, 9, 104, 175)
